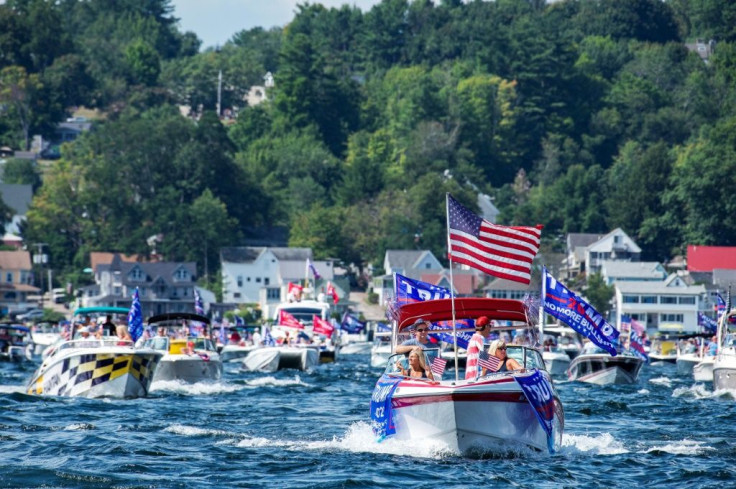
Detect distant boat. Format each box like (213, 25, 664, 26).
(713, 308, 736, 390)
(0, 323, 34, 362)
(241, 345, 319, 372)
(567, 343, 644, 385)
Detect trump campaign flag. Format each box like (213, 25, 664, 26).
(127, 287, 144, 342)
(307, 258, 322, 280)
(278, 310, 304, 329)
(698, 312, 718, 333)
(313, 315, 335, 336)
(341, 312, 366, 333)
(514, 370, 558, 454)
(370, 375, 403, 441)
(629, 330, 649, 363)
(394, 273, 474, 349)
(542, 267, 619, 356)
(447, 194, 542, 284)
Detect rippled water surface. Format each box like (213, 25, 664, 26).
(1, 356, 735, 488)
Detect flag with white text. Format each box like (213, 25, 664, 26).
(127, 288, 144, 342)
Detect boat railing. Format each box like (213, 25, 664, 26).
(56, 339, 134, 351)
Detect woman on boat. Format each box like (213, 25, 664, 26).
(481, 339, 522, 375)
(395, 347, 435, 380)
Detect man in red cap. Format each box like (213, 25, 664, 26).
(465, 316, 492, 380)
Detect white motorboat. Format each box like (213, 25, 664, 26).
(676, 350, 704, 376)
(713, 309, 736, 390)
(0, 323, 35, 362)
(693, 356, 715, 382)
(339, 341, 372, 355)
(542, 346, 571, 377)
(144, 313, 223, 384)
(370, 332, 392, 368)
(26, 337, 162, 398)
(220, 344, 258, 363)
(543, 325, 583, 360)
(567, 342, 644, 385)
(371, 298, 564, 454)
(30, 322, 63, 357)
(241, 345, 319, 372)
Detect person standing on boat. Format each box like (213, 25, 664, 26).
(395, 319, 437, 362)
(465, 316, 492, 380)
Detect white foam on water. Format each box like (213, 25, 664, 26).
(64, 423, 94, 431)
(637, 388, 650, 395)
(642, 439, 715, 456)
(164, 424, 231, 437)
(150, 379, 243, 395)
(561, 432, 629, 455)
(244, 375, 311, 388)
(672, 383, 712, 399)
(0, 385, 24, 394)
(649, 376, 672, 387)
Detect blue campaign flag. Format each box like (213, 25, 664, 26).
(698, 312, 718, 333)
(194, 289, 204, 315)
(127, 287, 144, 342)
(370, 374, 403, 441)
(263, 327, 276, 347)
(341, 312, 366, 334)
(376, 322, 391, 333)
(542, 267, 619, 356)
(629, 330, 649, 363)
(234, 315, 244, 327)
(307, 258, 322, 280)
(514, 370, 557, 454)
(394, 273, 473, 349)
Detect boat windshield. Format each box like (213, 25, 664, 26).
(384, 349, 443, 380)
(506, 346, 545, 370)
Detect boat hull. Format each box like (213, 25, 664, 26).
(220, 345, 257, 363)
(542, 351, 571, 376)
(693, 358, 714, 382)
(339, 342, 371, 355)
(241, 347, 319, 372)
(27, 350, 162, 398)
(567, 353, 643, 385)
(390, 375, 563, 454)
(676, 354, 701, 375)
(153, 354, 223, 383)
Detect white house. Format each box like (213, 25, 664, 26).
(586, 228, 641, 275)
(600, 260, 667, 285)
(614, 274, 705, 334)
(560, 232, 602, 279)
(373, 250, 444, 305)
(220, 247, 334, 308)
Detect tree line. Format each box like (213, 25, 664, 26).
(1, 0, 736, 293)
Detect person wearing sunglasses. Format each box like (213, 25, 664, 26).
(483, 339, 522, 375)
(395, 318, 438, 363)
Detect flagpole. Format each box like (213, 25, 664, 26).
(539, 266, 546, 341)
(446, 193, 459, 382)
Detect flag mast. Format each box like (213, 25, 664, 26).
(445, 193, 460, 382)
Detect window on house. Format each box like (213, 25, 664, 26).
(234, 292, 241, 298)
(174, 268, 189, 281)
(660, 296, 677, 304)
(264, 277, 270, 285)
(660, 313, 683, 322)
(6, 272, 12, 283)
(267, 288, 280, 299)
(614, 235, 621, 243)
(623, 295, 640, 303)
(425, 263, 431, 269)
(237, 276, 243, 287)
(131, 268, 143, 280)
(247, 277, 251, 282)
(678, 297, 695, 305)
(641, 296, 657, 304)
(256, 277, 262, 283)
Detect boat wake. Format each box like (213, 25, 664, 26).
(150, 380, 243, 395)
(243, 375, 311, 388)
(642, 439, 715, 455)
(648, 376, 672, 386)
(562, 433, 629, 455)
(672, 383, 714, 399)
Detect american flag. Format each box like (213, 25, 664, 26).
(447, 194, 542, 284)
(430, 357, 447, 378)
(478, 350, 501, 372)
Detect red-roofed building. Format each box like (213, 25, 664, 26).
(420, 270, 478, 296)
(687, 245, 736, 272)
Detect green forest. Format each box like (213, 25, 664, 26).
(1, 0, 736, 292)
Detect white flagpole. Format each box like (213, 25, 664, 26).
(539, 266, 547, 341)
(446, 193, 459, 382)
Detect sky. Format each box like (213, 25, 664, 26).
(171, 0, 383, 50)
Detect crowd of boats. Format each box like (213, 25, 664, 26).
(4, 292, 736, 456)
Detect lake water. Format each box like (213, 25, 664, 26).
(1, 356, 735, 488)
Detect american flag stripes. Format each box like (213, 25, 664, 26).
(447, 194, 542, 284)
(430, 357, 447, 378)
(478, 350, 501, 372)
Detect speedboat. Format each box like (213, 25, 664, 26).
(144, 313, 223, 383)
(371, 298, 564, 454)
(339, 341, 371, 355)
(242, 344, 319, 372)
(220, 343, 258, 363)
(693, 356, 715, 382)
(713, 309, 736, 390)
(542, 345, 571, 377)
(26, 334, 162, 398)
(0, 323, 35, 362)
(370, 331, 392, 368)
(649, 338, 678, 363)
(30, 321, 63, 357)
(543, 325, 582, 360)
(567, 342, 644, 385)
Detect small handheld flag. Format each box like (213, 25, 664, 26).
(430, 357, 447, 378)
(479, 350, 501, 372)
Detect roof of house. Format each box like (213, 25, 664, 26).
(0, 250, 31, 269)
(588, 228, 641, 253)
(118, 261, 196, 284)
(221, 247, 312, 264)
(601, 260, 666, 279)
(615, 278, 705, 295)
(687, 245, 736, 272)
(713, 269, 736, 287)
(482, 277, 534, 291)
(420, 270, 476, 295)
(0, 183, 32, 215)
(90, 252, 142, 272)
(385, 250, 440, 271)
(567, 233, 602, 250)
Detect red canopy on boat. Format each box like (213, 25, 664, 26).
(397, 298, 530, 332)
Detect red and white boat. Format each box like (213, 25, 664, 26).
(372, 298, 564, 454)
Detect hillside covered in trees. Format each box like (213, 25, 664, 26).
(1, 0, 736, 290)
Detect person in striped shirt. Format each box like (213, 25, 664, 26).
(465, 316, 492, 380)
